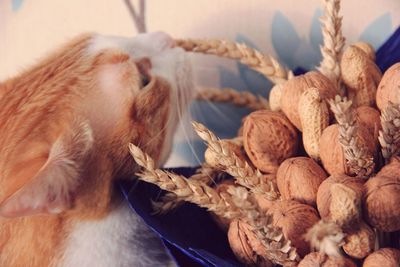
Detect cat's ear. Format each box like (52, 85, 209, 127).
(0, 120, 93, 218)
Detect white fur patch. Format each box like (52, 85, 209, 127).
(87, 32, 174, 60)
(59, 200, 175, 267)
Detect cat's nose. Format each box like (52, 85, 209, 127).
(149, 31, 176, 51)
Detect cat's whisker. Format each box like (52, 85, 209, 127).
(194, 98, 239, 126)
(140, 111, 174, 152)
(175, 91, 220, 186)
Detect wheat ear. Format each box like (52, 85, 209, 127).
(329, 96, 374, 178)
(176, 39, 291, 84)
(304, 220, 345, 257)
(227, 187, 300, 265)
(318, 0, 345, 88)
(152, 164, 224, 214)
(192, 121, 280, 200)
(378, 102, 400, 162)
(196, 87, 269, 110)
(129, 143, 241, 218)
(129, 144, 299, 265)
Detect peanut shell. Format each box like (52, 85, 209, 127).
(280, 71, 336, 130)
(353, 42, 375, 61)
(269, 83, 283, 111)
(341, 45, 382, 107)
(299, 87, 330, 160)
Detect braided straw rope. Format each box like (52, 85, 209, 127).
(329, 96, 374, 178)
(196, 87, 269, 110)
(318, 0, 345, 88)
(176, 39, 291, 84)
(378, 102, 400, 162)
(128, 143, 299, 265)
(192, 122, 280, 201)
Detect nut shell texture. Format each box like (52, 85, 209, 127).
(377, 62, 400, 111)
(317, 175, 363, 223)
(364, 174, 400, 232)
(363, 248, 400, 267)
(298, 252, 357, 267)
(243, 110, 298, 173)
(277, 157, 327, 207)
(268, 200, 320, 257)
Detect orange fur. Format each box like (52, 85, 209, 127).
(0, 33, 173, 266)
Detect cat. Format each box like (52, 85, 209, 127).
(0, 31, 193, 267)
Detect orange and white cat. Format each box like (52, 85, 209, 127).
(0, 32, 193, 266)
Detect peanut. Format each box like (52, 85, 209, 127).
(340, 45, 382, 107)
(299, 87, 330, 160)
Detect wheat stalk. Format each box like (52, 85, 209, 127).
(318, 0, 345, 89)
(129, 143, 299, 265)
(176, 39, 291, 84)
(329, 96, 374, 178)
(192, 121, 280, 200)
(378, 102, 400, 162)
(196, 87, 269, 110)
(152, 164, 225, 214)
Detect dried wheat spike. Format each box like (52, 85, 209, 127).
(304, 220, 345, 257)
(228, 187, 300, 264)
(329, 96, 374, 178)
(129, 144, 299, 265)
(318, 0, 345, 88)
(176, 39, 290, 84)
(129, 143, 241, 218)
(152, 164, 225, 214)
(192, 121, 280, 200)
(196, 87, 269, 110)
(378, 102, 400, 162)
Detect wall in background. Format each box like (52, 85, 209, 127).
(1, 0, 399, 166)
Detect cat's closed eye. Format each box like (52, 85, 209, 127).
(136, 57, 152, 87)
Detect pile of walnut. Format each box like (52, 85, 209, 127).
(201, 44, 400, 266)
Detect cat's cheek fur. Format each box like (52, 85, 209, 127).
(0, 120, 93, 218)
(84, 59, 136, 139)
(86, 33, 189, 166)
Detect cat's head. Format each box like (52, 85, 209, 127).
(0, 32, 193, 218)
